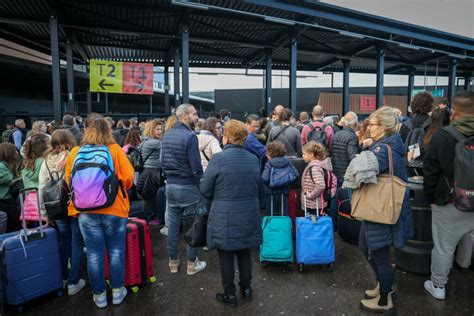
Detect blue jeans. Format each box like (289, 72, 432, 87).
(56, 217, 84, 284)
(78, 214, 128, 294)
(166, 184, 200, 261)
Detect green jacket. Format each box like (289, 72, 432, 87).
(21, 158, 44, 190)
(0, 161, 14, 199)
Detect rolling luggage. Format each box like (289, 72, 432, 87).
(260, 194, 293, 265)
(337, 188, 361, 244)
(296, 194, 335, 272)
(0, 188, 63, 312)
(288, 157, 306, 189)
(129, 201, 146, 220)
(105, 218, 156, 292)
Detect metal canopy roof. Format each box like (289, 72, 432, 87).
(0, 0, 473, 77)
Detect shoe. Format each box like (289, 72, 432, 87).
(364, 283, 398, 301)
(160, 226, 168, 236)
(112, 286, 128, 305)
(187, 258, 207, 275)
(240, 288, 253, 301)
(360, 295, 394, 313)
(93, 291, 107, 309)
(169, 258, 180, 273)
(202, 247, 209, 251)
(216, 293, 237, 307)
(68, 279, 86, 296)
(148, 218, 161, 226)
(424, 280, 445, 300)
(453, 261, 470, 273)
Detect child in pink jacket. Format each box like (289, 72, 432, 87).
(301, 141, 337, 215)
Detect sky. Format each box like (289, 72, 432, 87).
(179, 0, 471, 92)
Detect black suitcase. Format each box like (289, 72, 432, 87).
(337, 188, 361, 244)
(288, 157, 306, 189)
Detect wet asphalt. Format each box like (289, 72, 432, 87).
(6, 225, 474, 316)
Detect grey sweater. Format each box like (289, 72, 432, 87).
(139, 137, 162, 169)
(342, 151, 379, 189)
(267, 124, 302, 157)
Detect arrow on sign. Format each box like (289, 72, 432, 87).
(99, 79, 113, 90)
(131, 81, 144, 92)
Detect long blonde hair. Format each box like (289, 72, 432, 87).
(81, 113, 115, 146)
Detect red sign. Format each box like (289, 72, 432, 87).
(122, 62, 153, 95)
(360, 96, 387, 111)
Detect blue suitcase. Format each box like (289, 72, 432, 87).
(0, 189, 62, 311)
(260, 194, 293, 265)
(296, 194, 335, 271)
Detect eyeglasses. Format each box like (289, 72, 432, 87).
(368, 122, 381, 127)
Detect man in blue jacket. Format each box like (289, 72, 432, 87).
(161, 103, 207, 276)
(243, 114, 266, 160)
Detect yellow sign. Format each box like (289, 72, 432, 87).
(90, 60, 123, 93)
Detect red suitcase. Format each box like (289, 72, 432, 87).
(288, 188, 302, 239)
(105, 218, 156, 292)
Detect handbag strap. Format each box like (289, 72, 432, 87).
(44, 161, 63, 180)
(383, 144, 394, 178)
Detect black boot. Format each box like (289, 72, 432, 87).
(216, 293, 237, 307)
(240, 288, 253, 301)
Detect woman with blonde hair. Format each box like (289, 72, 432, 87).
(64, 113, 134, 308)
(137, 119, 164, 225)
(357, 106, 413, 313)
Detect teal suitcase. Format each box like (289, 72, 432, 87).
(260, 194, 293, 264)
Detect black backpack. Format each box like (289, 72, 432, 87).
(42, 163, 70, 220)
(443, 126, 474, 212)
(308, 124, 328, 147)
(404, 118, 431, 169)
(128, 144, 157, 173)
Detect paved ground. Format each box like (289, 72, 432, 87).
(7, 225, 474, 316)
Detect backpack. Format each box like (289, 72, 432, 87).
(1, 129, 13, 143)
(404, 118, 431, 168)
(70, 145, 121, 211)
(128, 143, 157, 173)
(443, 126, 474, 212)
(42, 163, 69, 220)
(309, 166, 336, 203)
(308, 123, 328, 147)
(269, 164, 297, 188)
(113, 129, 129, 147)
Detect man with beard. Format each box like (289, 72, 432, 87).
(161, 104, 207, 276)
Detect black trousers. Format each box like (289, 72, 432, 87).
(359, 223, 394, 298)
(0, 197, 20, 233)
(217, 249, 252, 296)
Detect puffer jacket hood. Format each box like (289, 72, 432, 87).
(307, 157, 333, 171)
(198, 132, 216, 151)
(266, 156, 292, 168)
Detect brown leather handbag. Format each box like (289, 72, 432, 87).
(351, 144, 407, 225)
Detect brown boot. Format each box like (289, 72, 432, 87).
(169, 258, 179, 273)
(360, 295, 394, 313)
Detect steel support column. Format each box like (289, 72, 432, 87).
(464, 75, 472, 91)
(66, 40, 75, 113)
(407, 68, 415, 112)
(105, 93, 108, 114)
(164, 65, 170, 114)
(181, 17, 190, 104)
(50, 10, 62, 123)
(342, 59, 350, 115)
(265, 48, 272, 117)
(174, 46, 180, 107)
(375, 43, 385, 108)
(447, 58, 458, 105)
(86, 88, 92, 113)
(149, 95, 153, 113)
(289, 29, 297, 113)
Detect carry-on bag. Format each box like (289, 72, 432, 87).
(105, 218, 156, 292)
(296, 193, 335, 271)
(337, 188, 361, 244)
(0, 188, 63, 311)
(260, 194, 293, 265)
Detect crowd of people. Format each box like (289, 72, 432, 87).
(0, 90, 472, 313)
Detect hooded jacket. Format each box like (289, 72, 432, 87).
(363, 133, 413, 250)
(0, 162, 14, 200)
(197, 131, 222, 171)
(301, 158, 336, 211)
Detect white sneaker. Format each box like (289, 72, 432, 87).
(160, 226, 168, 236)
(93, 291, 107, 309)
(68, 279, 86, 296)
(112, 286, 128, 305)
(424, 280, 446, 300)
(187, 258, 207, 275)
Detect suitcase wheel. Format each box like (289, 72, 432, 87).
(298, 263, 304, 272)
(149, 276, 157, 283)
(131, 286, 140, 293)
(327, 263, 334, 273)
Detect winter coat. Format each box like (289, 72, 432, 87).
(162, 122, 203, 185)
(301, 158, 336, 210)
(199, 144, 262, 251)
(300, 120, 334, 153)
(261, 157, 298, 215)
(0, 162, 14, 200)
(243, 132, 266, 160)
(113, 128, 129, 147)
(267, 124, 302, 157)
(399, 113, 430, 143)
(363, 133, 413, 250)
(21, 158, 44, 190)
(139, 137, 162, 169)
(38, 151, 69, 217)
(331, 127, 359, 178)
(63, 126, 83, 145)
(197, 131, 222, 171)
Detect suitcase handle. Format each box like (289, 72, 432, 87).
(19, 188, 44, 242)
(270, 193, 284, 216)
(303, 192, 320, 219)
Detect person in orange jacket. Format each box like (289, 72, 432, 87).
(64, 113, 134, 309)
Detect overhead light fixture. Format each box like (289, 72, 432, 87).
(338, 30, 365, 39)
(398, 42, 420, 50)
(171, 0, 209, 10)
(264, 16, 296, 26)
